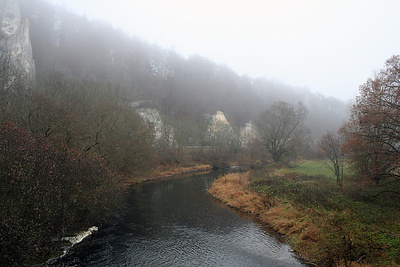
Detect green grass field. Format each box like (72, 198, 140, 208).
(250, 161, 400, 266)
(279, 160, 334, 177)
(278, 160, 354, 180)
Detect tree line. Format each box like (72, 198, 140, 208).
(315, 56, 400, 195)
(20, 0, 348, 139)
(1, 0, 398, 265)
(17, 0, 351, 166)
(0, 71, 156, 265)
(340, 56, 400, 194)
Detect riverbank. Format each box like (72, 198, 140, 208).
(33, 164, 212, 265)
(128, 164, 213, 184)
(50, 169, 307, 266)
(209, 168, 400, 267)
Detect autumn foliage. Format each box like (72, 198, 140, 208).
(340, 55, 400, 191)
(0, 122, 125, 265)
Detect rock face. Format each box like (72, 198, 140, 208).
(0, 0, 35, 89)
(206, 111, 236, 144)
(207, 111, 261, 148)
(134, 105, 259, 150)
(239, 121, 261, 147)
(133, 102, 177, 148)
(137, 107, 165, 142)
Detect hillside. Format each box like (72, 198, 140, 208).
(20, 0, 348, 141)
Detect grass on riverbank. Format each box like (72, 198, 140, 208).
(126, 164, 213, 184)
(278, 160, 354, 179)
(209, 172, 265, 215)
(209, 161, 400, 266)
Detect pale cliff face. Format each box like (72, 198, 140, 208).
(239, 121, 261, 147)
(207, 111, 261, 148)
(1, 0, 20, 37)
(136, 106, 177, 148)
(0, 0, 36, 89)
(207, 111, 236, 143)
(214, 111, 229, 124)
(135, 106, 259, 149)
(137, 108, 164, 141)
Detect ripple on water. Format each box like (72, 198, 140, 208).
(48, 171, 306, 267)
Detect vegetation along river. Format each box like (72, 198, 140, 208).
(48, 170, 306, 266)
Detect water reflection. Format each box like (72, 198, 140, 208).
(49, 171, 305, 266)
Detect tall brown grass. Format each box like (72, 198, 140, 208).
(209, 173, 265, 214)
(209, 172, 381, 267)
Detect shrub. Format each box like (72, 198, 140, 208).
(250, 168, 400, 266)
(0, 122, 125, 265)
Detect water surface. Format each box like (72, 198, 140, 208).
(50, 171, 306, 266)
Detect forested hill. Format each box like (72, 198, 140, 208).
(20, 0, 348, 139)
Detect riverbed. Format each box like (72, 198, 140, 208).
(48, 170, 306, 266)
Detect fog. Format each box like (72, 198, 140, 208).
(16, 0, 350, 141)
(3, 1, 400, 265)
(47, 0, 400, 101)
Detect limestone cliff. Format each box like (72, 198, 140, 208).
(206, 111, 236, 145)
(0, 0, 35, 89)
(239, 121, 261, 147)
(132, 102, 177, 148)
(136, 107, 165, 142)
(207, 111, 261, 148)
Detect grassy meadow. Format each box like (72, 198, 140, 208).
(277, 160, 353, 178)
(209, 161, 400, 266)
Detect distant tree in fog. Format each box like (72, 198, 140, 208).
(318, 131, 344, 186)
(256, 101, 308, 163)
(18, 0, 349, 151)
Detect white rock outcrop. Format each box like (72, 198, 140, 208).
(206, 111, 236, 144)
(239, 121, 261, 147)
(62, 226, 98, 245)
(0, 0, 35, 89)
(137, 107, 165, 142)
(207, 111, 261, 148)
(133, 102, 177, 148)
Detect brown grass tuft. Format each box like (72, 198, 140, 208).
(334, 259, 373, 267)
(299, 224, 321, 242)
(209, 173, 264, 214)
(212, 167, 400, 266)
(210, 171, 326, 266)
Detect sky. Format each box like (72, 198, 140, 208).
(48, 0, 400, 101)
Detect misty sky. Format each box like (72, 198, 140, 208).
(48, 0, 400, 101)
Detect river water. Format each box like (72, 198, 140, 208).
(49, 170, 306, 266)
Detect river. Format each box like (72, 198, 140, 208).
(48, 170, 306, 266)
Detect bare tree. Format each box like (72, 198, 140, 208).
(318, 131, 344, 186)
(256, 101, 308, 163)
